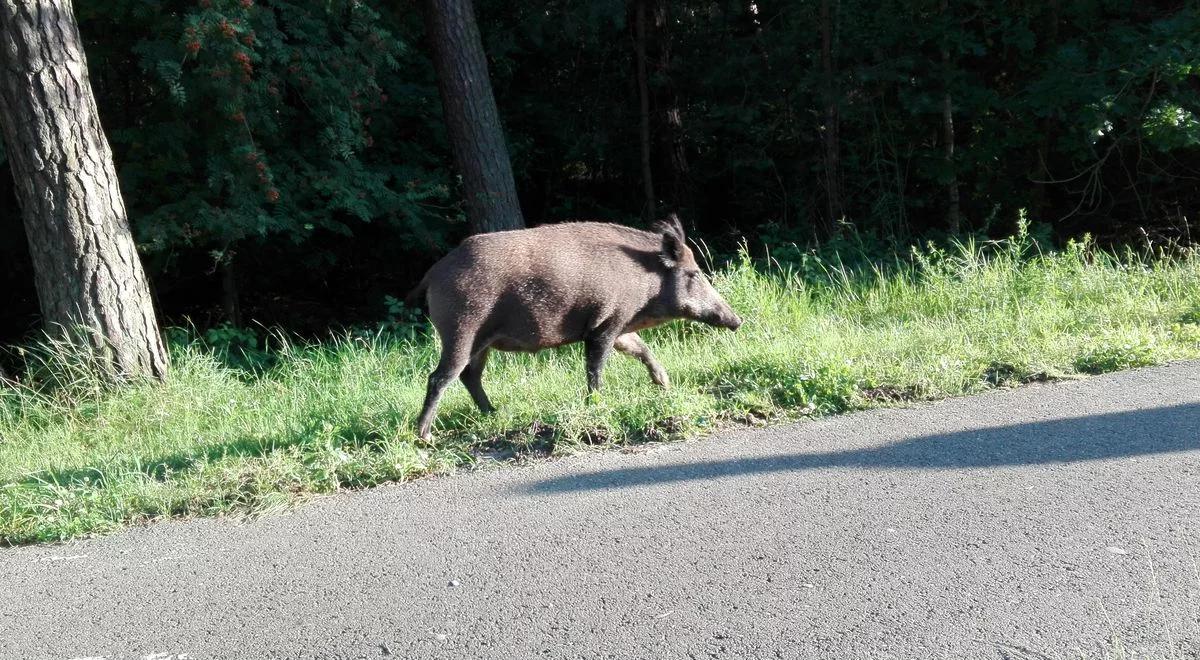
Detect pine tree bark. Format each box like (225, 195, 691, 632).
(0, 0, 168, 380)
(819, 0, 843, 234)
(423, 0, 524, 234)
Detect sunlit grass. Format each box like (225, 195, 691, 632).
(2, 231, 1199, 545)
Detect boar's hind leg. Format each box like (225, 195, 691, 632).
(416, 339, 472, 439)
(460, 348, 495, 413)
(614, 333, 669, 388)
(584, 331, 621, 394)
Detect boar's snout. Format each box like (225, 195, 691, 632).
(687, 277, 742, 331)
(708, 308, 741, 331)
(697, 298, 742, 331)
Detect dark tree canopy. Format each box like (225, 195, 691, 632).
(0, 0, 1196, 341)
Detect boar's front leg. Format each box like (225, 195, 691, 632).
(614, 332, 669, 388)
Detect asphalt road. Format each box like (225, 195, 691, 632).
(3, 363, 1199, 660)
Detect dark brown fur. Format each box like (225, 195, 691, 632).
(409, 214, 741, 438)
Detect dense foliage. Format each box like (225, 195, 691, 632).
(1, 0, 1197, 340)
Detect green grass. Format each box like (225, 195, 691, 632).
(3, 231, 1200, 545)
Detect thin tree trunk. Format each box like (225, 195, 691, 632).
(423, 0, 524, 234)
(820, 0, 842, 234)
(941, 92, 961, 233)
(634, 0, 656, 223)
(940, 0, 962, 234)
(1030, 0, 1060, 222)
(652, 0, 694, 217)
(220, 250, 242, 328)
(0, 0, 168, 380)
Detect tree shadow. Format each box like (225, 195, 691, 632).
(522, 403, 1200, 495)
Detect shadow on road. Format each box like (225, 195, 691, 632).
(523, 403, 1200, 494)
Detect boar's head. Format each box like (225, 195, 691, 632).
(655, 214, 742, 331)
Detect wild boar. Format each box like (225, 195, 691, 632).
(406, 214, 742, 439)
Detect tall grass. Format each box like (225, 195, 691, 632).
(2, 232, 1199, 545)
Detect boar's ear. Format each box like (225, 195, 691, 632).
(654, 212, 687, 268)
(660, 224, 685, 268)
(665, 212, 685, 238)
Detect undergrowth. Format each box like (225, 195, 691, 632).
(2, 228, 1199, 545)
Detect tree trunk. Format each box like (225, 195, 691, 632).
(423, 0, 524, 234)
(0, 0, 168, 381)
(220, 249, 242, 328)
(819, 0, 842, 234)
(940, 0, 962, 234)
(633, 0, 656, 223)
(1030, 0, 1060, 222)
(652, 0, 694, 217)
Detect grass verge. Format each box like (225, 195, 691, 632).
(2, 231, 1200, 545)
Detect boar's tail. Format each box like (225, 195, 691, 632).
(404, 272, 431, 309)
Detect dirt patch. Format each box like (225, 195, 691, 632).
(1020, 371, 1058, 384)
(861, 384, 922, 403)
(472, 421, 557, 462)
